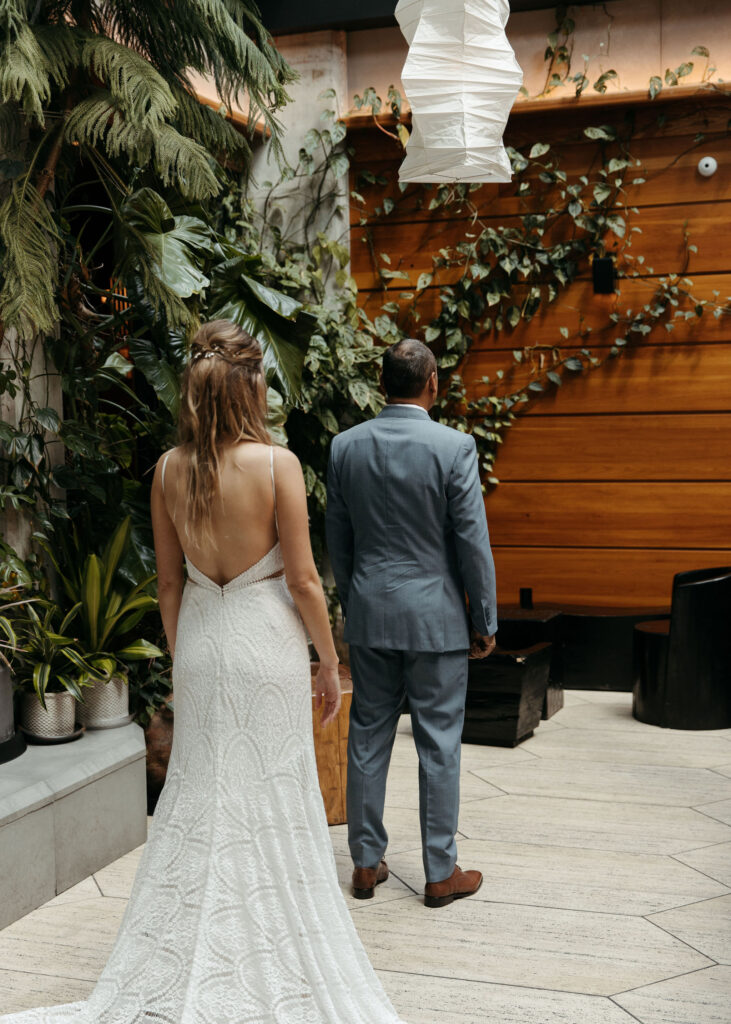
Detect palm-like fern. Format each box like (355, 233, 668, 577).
(0, 0, 295, 338)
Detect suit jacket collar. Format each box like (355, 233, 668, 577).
(378, 404, 430, 419)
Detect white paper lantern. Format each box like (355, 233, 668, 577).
(395, 0, 523, 183)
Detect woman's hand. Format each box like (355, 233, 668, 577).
(314, 661, 342, 728)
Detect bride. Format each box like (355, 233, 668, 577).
(3, 320, 406, 1023)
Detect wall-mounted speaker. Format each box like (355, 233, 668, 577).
(592, 256, 616, 294)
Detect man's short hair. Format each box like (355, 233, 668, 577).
(382, 339, 437, 399)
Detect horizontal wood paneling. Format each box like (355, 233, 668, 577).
(493, 413, 731, 481)
(485, 482, 731, 548)
(358, 274, 731, 347)
(351, 200, 731, 290)
(493, 547, 731, 608)
(351, 93, 731, 614)
(350, 133, 731, 225)
(464, 343, 731, 412)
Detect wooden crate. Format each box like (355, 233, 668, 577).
(311, 665, 353, 825)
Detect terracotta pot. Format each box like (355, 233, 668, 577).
(21, 690, 76, 739)
(77, 673, 131, 730)
(144, 699, 174, 815)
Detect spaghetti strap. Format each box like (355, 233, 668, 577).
(269, 446, 279, 536)
(159, 452, 169, 495)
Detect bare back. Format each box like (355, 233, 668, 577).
(160, 442, 280, 587)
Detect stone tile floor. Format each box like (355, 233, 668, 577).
(1, 688, 731, 1022)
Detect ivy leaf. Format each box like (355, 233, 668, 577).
(584, 125, 616, 141)
(593, 70, 618, 93)
(593, 183, 612, 204)
(507, 306, 521, 328)
(512, 350, 523, 363)
(649, 76, 662, 99)
(665, 68, 678, 86)
(676, 62, 694, 78)
(425, 326, 441, 342)
(528, 381, 544, 393)
(607, 214, 626, 238)
(417, 272, 433, 291)
(691, 46, 709, 57)
(568, 200, 582, 218)
(35, 407, 60, 433)
(529, 142, 550, 159)
(547, 371, 562, 387)
(564, 357, 584, 371)
(382, 197, 395, 215)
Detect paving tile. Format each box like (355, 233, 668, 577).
(458, 795, 731, 854)
(334, 855, 414, 904)
(521, 729, 731, 769)
(327, 808, 423, 860)
(387, 838, 728, 915)
(44, 876, 100, 907)
(548, 701, 731, 737)
(566, 690, 635, 705)
(378, 970, 639, 1024)
(674, 842, 731, 887)
(471, 762, 731, 807)
(614, 964, 731, 1024)
(350, 897, 711, 995)
(385, 765, 504, 809)
(0, 898, 126, 980)
(712, 764, 731, 778)
(92, 843, 144, 898)
(696, 799, 731, 826)
(0, 969, 92, 1014)
(649, 894, 731, 964)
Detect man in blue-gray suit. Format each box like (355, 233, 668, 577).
(326, 338, 497, 909)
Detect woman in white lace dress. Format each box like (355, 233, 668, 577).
(2, 320, 406, 1024)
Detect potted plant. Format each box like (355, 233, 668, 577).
(46, 518, 163, 729)
(11, 600, 96, 741)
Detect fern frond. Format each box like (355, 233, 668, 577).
(33, 24, 82, 92)
(152, 122, 220, 199)
(0, 178, 61, 338)
(0, 0, 28, 38)
(0, 22, 51, 125)
(172, 85, 250, 162)
(80, 34, 177, 128)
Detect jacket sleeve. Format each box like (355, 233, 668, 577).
(446, 434, 497, 636)
(325, 440, 354, 616)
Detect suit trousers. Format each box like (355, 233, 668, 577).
(346, 645, 469, 883)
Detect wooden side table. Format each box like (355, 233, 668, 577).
(310, 664, 353, 825)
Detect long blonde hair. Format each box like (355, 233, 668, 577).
(178, 320, 271, 545)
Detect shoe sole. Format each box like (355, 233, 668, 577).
(424, 876, 483, 909)
(352, 873, 389, 900)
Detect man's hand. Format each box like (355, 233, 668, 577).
(470, 632, 496, 659)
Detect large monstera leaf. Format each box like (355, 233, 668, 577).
(121, 188, 213, 299)
(208, 251, 317, 402)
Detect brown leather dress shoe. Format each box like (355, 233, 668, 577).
(424, 864, 483, 908)
(352, 859, 389, 900)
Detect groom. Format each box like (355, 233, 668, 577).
(326, 338, 497, 909)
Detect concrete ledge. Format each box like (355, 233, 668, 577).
(0, 724, 147, 928)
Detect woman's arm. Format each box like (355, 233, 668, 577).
(275, 448, 341, 727)
(151, 455, 184, 659)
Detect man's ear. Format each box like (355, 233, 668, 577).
(429, 370, 438, 394)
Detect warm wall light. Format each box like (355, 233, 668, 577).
(395, 0, 523, 183)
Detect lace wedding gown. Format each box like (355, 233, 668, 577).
(2, 453, 406, 1024)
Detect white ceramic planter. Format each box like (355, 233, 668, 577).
(21, 690, 76, 739)
(77, 673, 131, 729)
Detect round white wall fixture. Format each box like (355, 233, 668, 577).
(697, 156, 718, 177)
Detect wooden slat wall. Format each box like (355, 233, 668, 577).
(349, 94, 731, 608)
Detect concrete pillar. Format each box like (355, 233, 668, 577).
(250, 30, 351, 266)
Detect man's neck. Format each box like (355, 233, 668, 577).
(387, 398, 431, 412)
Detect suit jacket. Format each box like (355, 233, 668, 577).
(325, 405, 497, 652)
